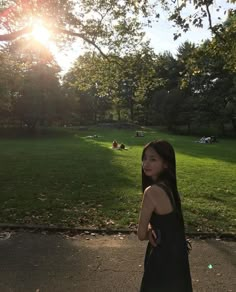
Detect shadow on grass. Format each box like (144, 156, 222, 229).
(0, 131, 139, 228)
(1, 127, 235, 230)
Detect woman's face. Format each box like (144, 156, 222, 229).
(142, 147, 167, 181)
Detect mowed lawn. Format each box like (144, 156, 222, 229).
(0, 127, 235, 233)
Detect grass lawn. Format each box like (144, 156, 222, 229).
(0, 126, 235, 233)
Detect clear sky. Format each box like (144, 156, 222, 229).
(53, 0, 234, 73)
(145, 0, 234, 55)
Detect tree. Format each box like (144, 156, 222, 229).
(209, 12, 236, 73)
(165, 0, 235, 40)
(145, 52, 181, 126)
(182, 38, 235, 134)
(13, 63, 62, 128)
(0, 1, 235, 57)
(175, 41, 197, 132)
(63, 52, 114, 124)
(225, 83, 236, 132)
(0, 47, 20, 119)
(0, 39, 62, 128)
(63, 46, 159, 123)
(0, 0, 155, 57)
(114, 48, 158, 122)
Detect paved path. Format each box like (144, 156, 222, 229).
(0, 231, 235, 292)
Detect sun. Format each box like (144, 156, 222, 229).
(31, 21, 51, 44)
(29, 19, 80, 72)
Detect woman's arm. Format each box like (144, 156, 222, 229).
(138, 185, 172, 245)
(137, 187, 155, 241)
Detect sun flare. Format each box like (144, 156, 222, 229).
(31, 22, 51, 44)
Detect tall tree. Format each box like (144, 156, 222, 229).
(63, 47, 159, 123)
(13, 63, 61, 128)
(1, 39, 62, 128)
(63, 52, 114, 124)
(146, 52, 181, 126)
(184, 39, 235, 134)
(0, 0, 156, 56)
(209, 12, 236, 72)
(175, 41, 197, 132)
(0, 47, 21, 118)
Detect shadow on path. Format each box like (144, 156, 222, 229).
(0, 231, 236, 292)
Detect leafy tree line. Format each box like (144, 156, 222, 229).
(0, 40, 67, 129)
(0, 1, 235, 71)
(0, 3, 235, 135)
(63, 14, 236, 135)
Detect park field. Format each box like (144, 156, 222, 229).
(0, 127, 235, 233)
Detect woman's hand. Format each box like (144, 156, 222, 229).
(148, 224, 157, 247)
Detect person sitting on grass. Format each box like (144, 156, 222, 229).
(112, 141, 127, 150)
(112, 140, 118, 148)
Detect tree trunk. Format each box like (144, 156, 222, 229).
(187, 122, 191, 134)
(117, 109, 121, 121)
(219, 122, 225, 136)
(231, 118, 236, 133)
(129, 97, 134, 121)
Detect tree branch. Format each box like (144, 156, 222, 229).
(56, 28, 123, 66)
(0, 25, 122, 65)
(56, 28, 109, 59)
(0, 26, 32, 41)
(0, 25, 109, 59)
(205, 3, 225, 42)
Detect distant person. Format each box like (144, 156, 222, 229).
(112, 140, 118, 148)
(138, 140, 192, 291)
(199, 136, 206, 143)
(205, 136, 212, 143)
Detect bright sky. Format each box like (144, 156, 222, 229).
(52, 0, 234, 74)
(146, 0, 233, 55)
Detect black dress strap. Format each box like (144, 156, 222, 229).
(155, 183, 176, 211)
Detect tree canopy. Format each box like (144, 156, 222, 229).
(0, 0, 235, 56)
(0, 0, 235, 135)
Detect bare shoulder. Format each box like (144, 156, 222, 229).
(145, 184, 173, 214)
(144, 184, 167, 198)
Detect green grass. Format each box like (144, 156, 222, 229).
(0, 127, 235, 233)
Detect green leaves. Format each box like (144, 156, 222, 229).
(0, 0, 158, 56)
(63, 46, 159, 122)
(0, 40, 62, 128)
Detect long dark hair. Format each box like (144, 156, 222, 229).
(141, 140, 184, 228)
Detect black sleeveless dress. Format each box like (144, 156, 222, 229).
(140, 185, 192, 292)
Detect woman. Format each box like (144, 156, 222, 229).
(138, 140, 192, 292)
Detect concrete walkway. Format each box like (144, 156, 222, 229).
(0, 231, 235, 292)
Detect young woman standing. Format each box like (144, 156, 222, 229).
(138, 140, 192, 292)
